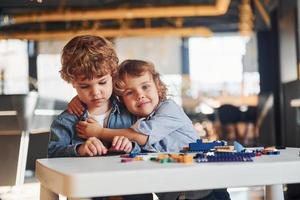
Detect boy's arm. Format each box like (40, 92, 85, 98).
(48, 115, 82, 158)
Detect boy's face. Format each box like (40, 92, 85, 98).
(122, 72, 159, 117)
(72, 74, 113, 113)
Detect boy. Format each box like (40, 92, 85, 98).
(48, 35, 138, 158)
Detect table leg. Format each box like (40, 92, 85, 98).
(40, 184, 59, 200)
(15, 131, 30, 186)
(265, 184, 284, 200)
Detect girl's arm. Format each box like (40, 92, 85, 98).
(76, 118, 148, 145)
(100, 128, 148, 146)
(67, 95, 84, 116)
(132, 100, 187, 144)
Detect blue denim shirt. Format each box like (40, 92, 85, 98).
(131, 99, 199, 152)
(48, 98, 138, 158)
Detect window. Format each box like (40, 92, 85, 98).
(37, 54, 76, 101)
(0, 40, 28, 94)
(189, 34, 259, 97)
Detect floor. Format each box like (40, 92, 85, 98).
(0, 179, 265, 200)
(227, 187, 264, 200)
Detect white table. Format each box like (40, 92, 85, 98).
(36, 148, 300, 200)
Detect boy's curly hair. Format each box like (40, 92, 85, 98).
(115, 59, 168, 102)
(60, 35, 119, 82)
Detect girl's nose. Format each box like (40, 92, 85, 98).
(137, 94, 145, 101)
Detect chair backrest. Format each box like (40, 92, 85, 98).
(0, 133, 22, 186)
(0, 95, 27, 186)
(218, 104, 241, 124)
(26, 131, 50, 171)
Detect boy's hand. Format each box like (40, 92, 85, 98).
(76, 117, 103, 138)
(68, 95, 84, 116)
(77, 137, 107, 156)
(110, 136, 132, 153)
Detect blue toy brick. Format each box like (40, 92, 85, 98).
(195, 152, 253, 163)
(128, 153, 138, 158)
(234, 141, 245, 152)
(266, 150, 280, 155)
(128, 152, 148, 158)
(189, 139, 226, 152)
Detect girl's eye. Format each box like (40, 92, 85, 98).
(124, 91, 133, 96)
(142, 84, 150, 90)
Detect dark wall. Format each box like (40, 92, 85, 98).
(278, 0, 300, 147)
(26, 132, 49, 171)
(0, 135, 21, 186)
(257, 0, 300, 147)
(257, 9, 280, 146)
(282, 81, 300, 147)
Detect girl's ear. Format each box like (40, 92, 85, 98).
(156, 83, 162, 99)
(71, 80, 78, 88)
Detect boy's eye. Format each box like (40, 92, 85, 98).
(98, 81, 107, 85)
(79, 85, 89, 89)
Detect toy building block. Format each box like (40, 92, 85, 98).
(133, 157, 144, 161)
(183, 154, 193, 164)
(194, 152, 254, 163)
(215, 145, 234, 152)
(150, 153, 194, 164)
(154, 154, 169, 163)
(188, 139, 226, 152)
(138, 155, 152, 161)
(233, 141, 244, 152)
(127, 152, 149, 158)
(121, 158, 133, 163)
(157, 154, 168, 160)
(182, 146, 189, 152)
(159, 158, 169, 163)
(262, 147, 280, 155)
(121, 153, 151, 162)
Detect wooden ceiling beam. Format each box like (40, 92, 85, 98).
(0, 27, 213, 41)
(7, 0, 230, 25)
(253, 0, 271, 28)
(239, 0, 254, 36)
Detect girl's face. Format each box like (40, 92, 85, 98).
(121, 72, 159, 117)
(72, 74, 113, 114)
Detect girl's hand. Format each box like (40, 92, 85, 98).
(110, 136, 132, 153)
(77, 137, 107, 156)
(67, 95, 84, 116)
(76, 117, 103, 138)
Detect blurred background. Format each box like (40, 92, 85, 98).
(1, 0, 300, 199)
